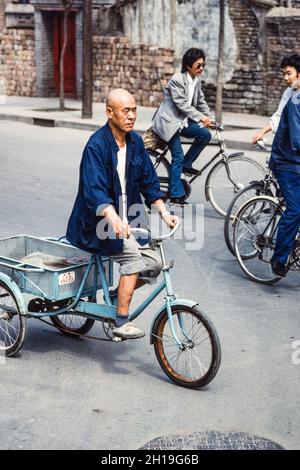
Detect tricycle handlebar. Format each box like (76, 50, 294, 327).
(131, 220, 180, 241)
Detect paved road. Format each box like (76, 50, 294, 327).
(0, 121, 299, 450)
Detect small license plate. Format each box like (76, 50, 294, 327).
(59, 271, 75, 286)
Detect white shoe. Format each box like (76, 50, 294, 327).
(113, 321, 145, 339)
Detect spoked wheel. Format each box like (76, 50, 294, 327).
(148, 150, 192, 200)
(152, 305, 221, 389)
(148, 150, 170, 179)
(206, 156, 265, 217)
(224, 182, 273, 256)
(49, 298, 95, 336)
(233, 195, 283, 284)
(0, 280, 27, 356)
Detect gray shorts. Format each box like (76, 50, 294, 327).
(109, 236, 162, 284)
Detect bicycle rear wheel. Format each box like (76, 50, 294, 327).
(224, 182, 273, 256)
(0, 280, 27, 356)
(48, 299, 95, 336)
(206, 156, 265, 217)
(148, 150, 170, 178)
(152, 305, 221, 388)
(233, 196, 282, 284)
(148, 150, 192, 200)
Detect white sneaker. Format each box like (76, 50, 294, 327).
(113, 321, 145, 339)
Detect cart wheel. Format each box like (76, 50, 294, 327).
(48, 298, 95, 336)
(0, 280, 27, 356)
(152, 305, 221, 389)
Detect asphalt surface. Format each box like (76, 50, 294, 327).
(0, 121, 299, 450)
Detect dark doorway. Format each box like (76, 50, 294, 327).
(53, 13, 76, 97)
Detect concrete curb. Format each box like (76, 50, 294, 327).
(0, 112, 257, 151)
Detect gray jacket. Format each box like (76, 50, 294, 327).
(152, 71, 212, 142)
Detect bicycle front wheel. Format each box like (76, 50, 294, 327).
(233, 196, 282, 284)
(224, 182, 272, 256)
(152, 305, 221, 388)
(206, 156, 265, 217)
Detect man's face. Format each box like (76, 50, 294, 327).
(107, 96, 137, 133)
(187, 57, 205, 79)
(281, 66, 299, 86)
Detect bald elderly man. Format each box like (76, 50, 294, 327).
(67, 89, 177, 339)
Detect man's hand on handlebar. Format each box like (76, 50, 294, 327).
(101, 205, 131, 239)
(200, 116, 213, 128)
(162, 213, 179, 229)
(113, 220, 131, 239)
(252, 131, 265, 145)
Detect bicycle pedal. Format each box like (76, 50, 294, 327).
(112, 336, 126, 342)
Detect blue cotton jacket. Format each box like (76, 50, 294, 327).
(66, 122, 164, 255)
(270, 89, 300, 173)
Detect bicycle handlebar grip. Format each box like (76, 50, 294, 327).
(131, 221, 180, 241)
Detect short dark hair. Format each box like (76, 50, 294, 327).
(181, 48, 206, 73)
(281, 53, 300, 73)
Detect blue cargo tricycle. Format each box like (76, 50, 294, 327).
(0, 224, 221, 388)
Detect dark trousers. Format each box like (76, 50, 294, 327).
(167, 120, 211, 198)
(273, 168, 300, 265)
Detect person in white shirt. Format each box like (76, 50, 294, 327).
(252, 54, 300, 144)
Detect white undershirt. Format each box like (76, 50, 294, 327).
(117, 145, 128, 223)
(181, 73, 199, 129)
(187, 73, 199, 106)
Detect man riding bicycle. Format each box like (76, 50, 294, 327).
(269, 54, 300, 277)
(153, 48, 214, 206)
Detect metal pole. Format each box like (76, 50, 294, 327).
(82, 0, 93, 118)
(215, 0, 225, 124)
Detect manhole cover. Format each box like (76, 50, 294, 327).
(140, 431, 285, 450)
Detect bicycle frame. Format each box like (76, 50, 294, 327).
(153, 129, 244, 186)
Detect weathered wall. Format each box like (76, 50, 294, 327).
(203, 0, 265, 114)
(93, 36, 175, 106)
(118, 0, 268, 113)
(265, 7, 300, 113)
(0, 0, 8, 30)
(119, 0, 237, 83)
(0, 28, 36, 97)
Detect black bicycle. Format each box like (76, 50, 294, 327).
(232, 193, 300, 284)
(148, 122, 265, 217)
(224, 140, 279, 256)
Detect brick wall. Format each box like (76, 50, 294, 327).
(0, 0, 8, 30)
(0, 28, 36, 96)
(265, 13, 300, 114)
(202, 0, 265, 114)
(34, 10, 56, 97)
(93, 36, 175, 107)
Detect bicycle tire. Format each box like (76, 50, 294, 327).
(224, 182, 273, 256)
(233, 195, 282, 284)
(148, 150, 192, 200)
(49, 298, 95, 336)
(0, 279, 27, 356)
(205, 155, 265, 217)
(152, 304, 221, 389)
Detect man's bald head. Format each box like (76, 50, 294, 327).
(106, 89, 135, 109)
(106, 88, 137, 136)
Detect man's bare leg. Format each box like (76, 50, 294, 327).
(116, 272, 139, 316)
(113, 272, 145, 338)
